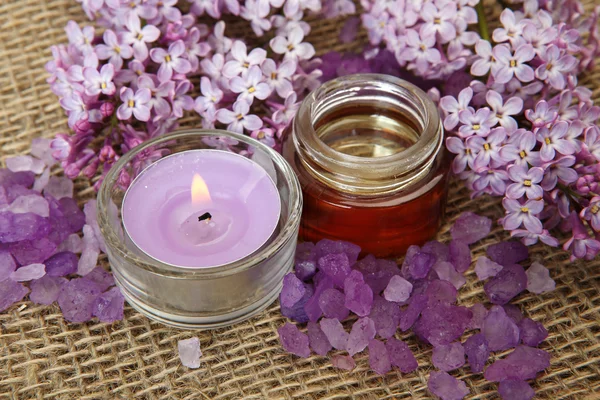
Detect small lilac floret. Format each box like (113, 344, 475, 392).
(93, 287, 125, 323)
(295, 242, 318, 281)
(10, 238, 57, 265)
(0, 279, 29, 311)
(331, 354, 356, 370)
(450, 212, 491, 245)
(413, 304, 472, 346)
(482, 305, 520, 351)
(433, 261, 466, 290)
(518, 318, 548, 347)
(383, 275, 413, 303)
(448, 240, 471, 273)
(0, 250, 17, 278)
(280, 273, 306, 308)
(316, 239, 361, 265)
(30, 275, 67, 305)
(421, 240, 450, 262)
(44, 251, 78, 277)
(57, 278, 102, 322)
(369, 295, 401, 339)
(484, 345, 551, 381)
(425, 280, 457, 306)
(346, 317, 376, 356)
(486, 241, 529, 266)
(484, 264, 527, 305)
(320, 317, 349, 350)
(525, 262, 555, 294)
(10, 263, 46, 282)
(319, 253, 352, 287)
(474, 256, 503, 281)
(368, 339, 391, 375)
(428, 371, 470, 400)
(278, 322, 310, 358)
(307, 321, 332, 356)
(178, 337, 202, 368)
(432, 342, 465, 372)
(385, 337, 418, 373)
(498, 379, 535, 400)
(463, 333, 490, 373)
(354, 255, 401, 293)
(281, 283, 313, 323)
(344, 270, 373, 317)
(467, 303, 488, 330)
(83, 267, 115, 291)
(319, 288, 349, 320)
(399, 294, 428, 331)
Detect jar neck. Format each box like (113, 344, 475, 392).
(292, 73, 443, 196)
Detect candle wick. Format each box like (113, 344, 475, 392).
(198, 212, 212, 223)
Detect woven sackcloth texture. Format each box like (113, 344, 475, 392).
(1, 0, 600, 399)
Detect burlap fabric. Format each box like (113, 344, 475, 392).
(1, 0, 599, 398)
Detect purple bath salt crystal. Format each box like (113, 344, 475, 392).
(369, 295, 401, 339)
(280, 273, 306, 308)
(31, 138, 56, 166)
(8, 194, 49, 217)
(413, 304, 472, 347)
(295, 242, 318, 281)
(463, 333, 490, 373)
(428, 371, 470, 400)
(319, 288, 349, 320)
(307, 321, 332, 356)
(93, 287, 125, 323)
(467, 304, 488, 330)
(448, 240, 471, 273)
(0, 169, 35, 187)
(57, 233, 83, 254)
(474, 256, 503, 281)
(484, 264, 527, 305)
(0, 250, 17, 278)
(83, 267, 115, 291)
(0, 211, 51, 243)
(331, 355, 356, 371)
(6, 155, 45, 174)
(315, 239, 361, 265)
(450, 212, 491, 245)
(526, 262, 555, 294)
(320, 318, 349, 350)
(482, 305, 520, 351)
(498, 379, 535, 400)
(354, 255, 401, 294)
(399, 294, 428, 331)
(344, 270, 373, 317)
(77, 247, 100, 277)
(486, 241, 529, 266)
(0, 279, 29, 312)
(346, 317, 376, 356)
(305, 275, 334, 322)
(178, 337, 202, 368)
(29, 275, 67, 305)
(432, 342, 465, 372)
(10, 238, 57, 265)
(319, 253, 352, 287)
(425, 280, 457, 306)
(503, 304, 524, 324)
(433, 261, 466, 290)
(44, 251, 78, 277)
(484, 345, 551, 381)
(385, 337, 418, 373)
(402, 250, 436, 280)
(6, 185, 37, 202)
(44, 176, 74, 200)
(10, 263, 46, 282)
(57, 278, 102, 322)
(518, 318, 548, 347)
(278, 322, 310, 357)
(421, 240, 450, 262)
(383, 275, 413, 303)
(281, 283, 313, 323)
(58, 197, 86, 233)
(368, 339, 391, 375)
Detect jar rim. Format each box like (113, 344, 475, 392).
(97, 129, 302, 279)
(293, 73, 443, 194)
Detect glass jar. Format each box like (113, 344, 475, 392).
(282, 73, 449, 258)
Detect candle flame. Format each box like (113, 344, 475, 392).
(191, 173, 211, 204)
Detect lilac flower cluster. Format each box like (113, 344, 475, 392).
(0, 143, 124, 323)
(434, 1, 600, 260)
(47, 0, 356, 189)
(278, 213, 555, 399)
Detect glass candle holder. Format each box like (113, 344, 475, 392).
(282, 74, 449, 258)
(97, 129, 302, 329)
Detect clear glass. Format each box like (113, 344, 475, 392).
(97, 129, 302, 329)
(282, 74, 449, 258)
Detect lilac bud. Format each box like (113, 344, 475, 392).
(82, 158, 100, 179)
(117, 169, 131, 188)
(99, 146, 117, 163)
(576, 175, 597, 195)
(63, 163, 81, 179)
(100, 102, 115, 118)
(73, 119, 93, 135)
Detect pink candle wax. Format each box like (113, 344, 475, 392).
(122, 150, 281, 268)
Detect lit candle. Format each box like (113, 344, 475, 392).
(122, 150, 281, 268)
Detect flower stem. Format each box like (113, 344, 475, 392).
(475, 1, 490, 42)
